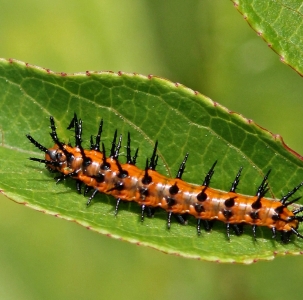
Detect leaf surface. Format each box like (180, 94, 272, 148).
(1, 59, 303, 263)
(233, 0, 303, 75)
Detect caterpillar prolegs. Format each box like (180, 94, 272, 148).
(26, 114, 303, 243)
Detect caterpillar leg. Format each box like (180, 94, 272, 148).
(87, 189, 99, 206)
(226, 223, 244, 240)
(76, 180, 82, 194)
(233, 224, 244, 236)
(139, 205, 155, 221)
(196, 219, 213, 236)
(252, 225, 257, 240)
(226, 223, 231, 240)
(166, 212, 187, 229)
(145, 207, 155, 218)
(281, 231, 291, 244)
(174, 214, 187, 225)
(115, 198, 121, 216)
(54, 171, 78, 183)
(280, 228, 303, 243)
(290, 227, 303, 239)
(84, 186, 93, 196)
(141, 204, 146, 222)
(167, 212, 172, 229)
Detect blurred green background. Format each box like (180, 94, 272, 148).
(1, 1, 303, 299)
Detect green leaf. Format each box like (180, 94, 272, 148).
(232, 0, 303, 75)
(1, 58, 303, 264)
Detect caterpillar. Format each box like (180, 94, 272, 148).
(26, 114, 303, 243)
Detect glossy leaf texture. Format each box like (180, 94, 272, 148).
(232, 0, 303, 75)
(1, 58, 303, 264)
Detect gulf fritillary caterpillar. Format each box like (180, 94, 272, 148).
(26, 114, 303, 243)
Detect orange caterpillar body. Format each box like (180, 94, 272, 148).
(26, 114, 303, 242)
